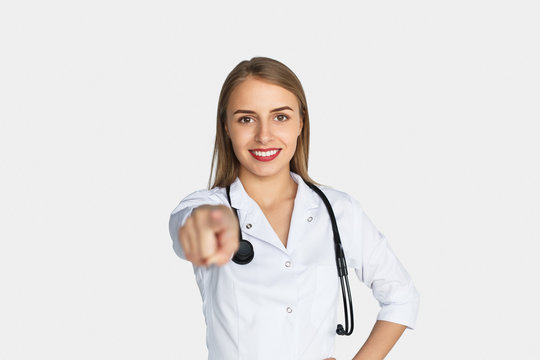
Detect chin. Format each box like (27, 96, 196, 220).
(241, 162, 288, 178)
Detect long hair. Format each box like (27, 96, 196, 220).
(208, 56, 320, 189)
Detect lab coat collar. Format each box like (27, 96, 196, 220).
(228, 171, 320, 211)
(228, 171, 321, 253)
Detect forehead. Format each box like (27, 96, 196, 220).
(227, 77, 298, 112)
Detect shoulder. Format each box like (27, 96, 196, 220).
(312, 183, 370, 223)
(316, 183, 358, 209)
(170, 187, 226, 215)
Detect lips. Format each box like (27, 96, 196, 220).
(249, 148, 281, 162)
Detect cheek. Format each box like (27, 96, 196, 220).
(230, 131, 251, 151)
(282, 132, 299, 148)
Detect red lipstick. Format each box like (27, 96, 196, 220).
(249, 148, 281, 162)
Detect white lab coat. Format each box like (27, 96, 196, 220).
(168, 171, 419, 360)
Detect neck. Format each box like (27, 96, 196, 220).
(239, 167, 298, 209)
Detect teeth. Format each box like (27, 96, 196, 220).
(253, 149, 279, 157)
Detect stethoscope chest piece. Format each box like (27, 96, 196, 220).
(232, 239, 254, 265)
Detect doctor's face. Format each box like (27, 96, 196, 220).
(225, 76, 303, 179)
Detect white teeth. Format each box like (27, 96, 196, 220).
(253, 149, 279, 157)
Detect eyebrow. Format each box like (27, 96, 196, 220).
(232, 106, 294, 115)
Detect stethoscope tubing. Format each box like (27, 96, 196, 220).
(225, 180, 354, 336)
(305, 181, 354, 336)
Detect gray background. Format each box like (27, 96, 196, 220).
(1, 0, 539, 359)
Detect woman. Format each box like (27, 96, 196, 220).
(168, 57, 419, 359)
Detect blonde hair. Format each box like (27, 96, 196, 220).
(208, 56, 320, 190)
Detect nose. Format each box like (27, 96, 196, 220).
(255, 119, 273, 144)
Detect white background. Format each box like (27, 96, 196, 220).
(1, 1, 539, 359)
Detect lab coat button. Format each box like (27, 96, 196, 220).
(285, 261, 291, 268)
(246, 223, 252, 229)
(307, 216, 313, 222)
(286, 307, 293, 313)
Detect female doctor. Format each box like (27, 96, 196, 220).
(168, 57, 419, 360)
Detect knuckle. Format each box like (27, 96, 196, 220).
(193, 212, 208, 228)
(193, 205, 210, 217)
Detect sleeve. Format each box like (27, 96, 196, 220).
(168, 190, 222, 260)
(349, 195, 420, 330)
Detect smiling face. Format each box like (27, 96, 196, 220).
(224, 76, 303, 180)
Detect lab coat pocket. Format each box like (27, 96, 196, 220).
(310, 265, 340, 330)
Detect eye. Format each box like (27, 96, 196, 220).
(275, 114, 289, 121)
(238, 116, 254, 124)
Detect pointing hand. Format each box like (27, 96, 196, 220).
(179, 204, 240, 266)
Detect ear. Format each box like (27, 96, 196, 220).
(224, 121, 230, 137)
(298, 117, 303, 136)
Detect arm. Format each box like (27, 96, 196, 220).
(346, 196, 419, 358)
(352, 320, 406, 360)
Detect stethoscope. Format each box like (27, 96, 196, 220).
(226, 181, 354, 336)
